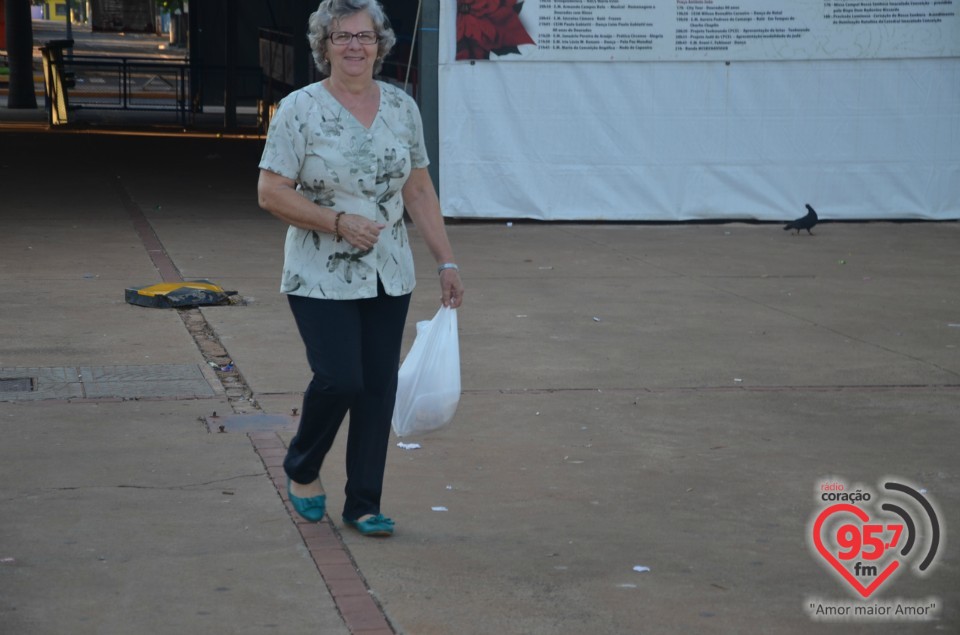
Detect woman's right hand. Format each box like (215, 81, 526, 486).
(337, 213, 385, 251)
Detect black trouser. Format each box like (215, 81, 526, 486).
(283, 279, 411, 521)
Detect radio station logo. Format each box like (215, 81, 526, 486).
(806, 477, 944, 621)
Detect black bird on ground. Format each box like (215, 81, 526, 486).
(784, 204, 819, 235)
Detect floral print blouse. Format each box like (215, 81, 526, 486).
(259, 80, 429, 300)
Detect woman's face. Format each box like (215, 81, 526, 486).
(327, 11, 378, 81)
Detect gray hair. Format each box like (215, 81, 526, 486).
(308, 0, 396, 76)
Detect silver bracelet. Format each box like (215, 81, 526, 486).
(437, 263, 459, 275)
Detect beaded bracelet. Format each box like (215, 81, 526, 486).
(333, 211, 345, 242)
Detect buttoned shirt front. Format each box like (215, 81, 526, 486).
(259, 80, 429, 300)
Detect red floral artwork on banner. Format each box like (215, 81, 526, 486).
(456, 0, 535, 60)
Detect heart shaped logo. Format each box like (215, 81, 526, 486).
(812, 503, 902, 598)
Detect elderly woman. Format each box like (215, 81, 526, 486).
(257, 0, 464, 537)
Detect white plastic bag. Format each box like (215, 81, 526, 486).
(392, 306, 461, 437)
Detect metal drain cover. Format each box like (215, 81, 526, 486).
(0, 377, 34, 392)
(209, 413, 299, 432)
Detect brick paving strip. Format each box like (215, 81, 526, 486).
(115, 174, 259, 412)
(248, 431, 396, 635)
(116, 171, 395, 633)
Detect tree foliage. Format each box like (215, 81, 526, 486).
(156, 0, 186, 13)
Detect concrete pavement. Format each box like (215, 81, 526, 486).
(1, 127, 959, 634)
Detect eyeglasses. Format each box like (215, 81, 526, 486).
(328, 31, 380, 46)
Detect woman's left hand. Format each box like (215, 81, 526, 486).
(441, 269, 464, 309)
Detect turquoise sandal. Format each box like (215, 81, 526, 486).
(287, 479, 326, 522)
(343, 514, 395, 537)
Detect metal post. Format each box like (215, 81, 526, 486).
(180, 67, 187, 126)
(418, 0, 440, 191)
(293, 1, 312, 88)
(122, 57, 129, 109)
(64, 0, 73, 59)
(224, 0, 237, 129)
(189, 1, 202, 112)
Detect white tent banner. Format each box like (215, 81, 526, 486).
(439, 2, 960, 221)
(447, 0, 960, 62)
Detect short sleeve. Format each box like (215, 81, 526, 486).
(400, 90, 430, 170)
(258, 93, 309, 180)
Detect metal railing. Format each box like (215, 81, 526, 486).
(63, 54, 190, 124)
(38, 47, 415, 131)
